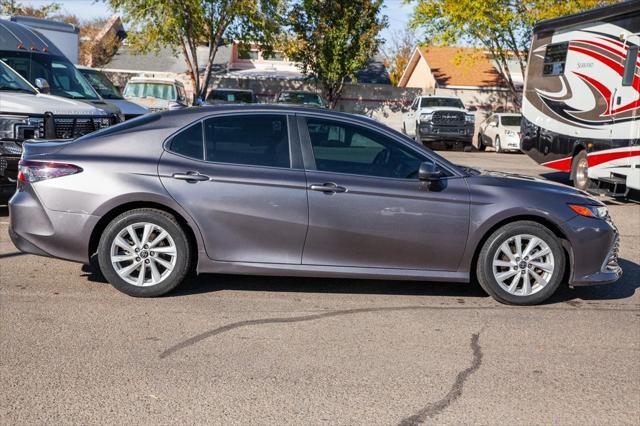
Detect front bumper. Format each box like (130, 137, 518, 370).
(563, 214, 622, 286)
(418, 123, 474, 143)
(9, 188, 99, 264)
(0, 155, 19, 202)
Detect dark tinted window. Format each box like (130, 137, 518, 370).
(501, 116, 522, 126)
(543, 43, 568, 76)
(306, 118, 425, 179)
(204, 115, 289, 168)
(170, 122, 204, 160)
(207, 90, 254, 103)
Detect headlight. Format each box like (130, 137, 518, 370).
(465, 114, 475, 123)
(505, 129, 517, 137)
(0, 115, 28, 140)
(568, 204, 608, 219)
(420, 112, 433, 121)
(0, 141, 23, 155)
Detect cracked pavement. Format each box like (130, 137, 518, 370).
(1, 152, 639, 425)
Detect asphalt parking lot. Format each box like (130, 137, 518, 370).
(1, 151, 638, 425)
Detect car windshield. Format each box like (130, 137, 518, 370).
(277, 92, 323, 106)
(80, 69, 123, 100)
(207, 90, 253, 103)
(0, 60, 36, 94)
(420, 98, 464, 108)
(501, 116, 522, 126)
(0, 52, 100, 100)
(124, 82, 176, 101)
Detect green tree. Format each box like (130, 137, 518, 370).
(286, 0, 387, 108)
(410, 0, 619, 100)
(109, 0, 285, 104)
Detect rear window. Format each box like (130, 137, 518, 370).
(170, 122, 204, 160)
(501, 116, 522, 126)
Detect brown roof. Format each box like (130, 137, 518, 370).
(419, 46, 506, 87)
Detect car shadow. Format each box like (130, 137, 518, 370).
(0, 205, 7, 217)
(81, 257, 639, 304)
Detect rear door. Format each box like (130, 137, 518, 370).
(298, 115, 470, 271)
(158, 113, 308, 264)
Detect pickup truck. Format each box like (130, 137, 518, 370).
(402, 95, 475, 150)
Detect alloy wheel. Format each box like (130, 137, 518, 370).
(110, 222, 177, 287)
(575, 157, 589, 189)
(491, 234, 555, 296)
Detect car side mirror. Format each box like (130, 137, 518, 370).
(418, 161, 444, 182)
(35, 78, 50, 94)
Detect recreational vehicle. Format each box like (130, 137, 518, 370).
(521, 0, 640, 198)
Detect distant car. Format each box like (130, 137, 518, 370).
(123, 76, 188, 112)
(77, 66, 148, 120)
(402, 95, 475, 150)
(206, 88, 256, 104)
(478, 113, 522, 153)
(275, 91, 326, 108)
(9, 105, 621, 305)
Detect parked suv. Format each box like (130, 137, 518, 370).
(402, 95, 475, 150)
(0, 60, 112, 202)
(123, 76, 188, 112)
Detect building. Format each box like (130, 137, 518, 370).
(398, 45, 522, 112)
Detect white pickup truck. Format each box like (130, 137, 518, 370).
(402, 95, 475, 150)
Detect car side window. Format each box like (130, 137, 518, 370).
(306, 118, 425, 179)
(169, 122, 204, 160)
(204, 114, 290, 168)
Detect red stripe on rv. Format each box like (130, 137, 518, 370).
(541, 149, 640, 171)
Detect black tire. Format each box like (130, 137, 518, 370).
(98, 208, 192, 297)
(477, 134, 486, 151)
(571, 150, 589, 191)
(476, 221, 566, 305)
(494, 136, 502, 153)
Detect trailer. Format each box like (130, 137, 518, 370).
(521, 0, 640, 198)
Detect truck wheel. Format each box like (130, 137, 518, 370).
(571, 150, 589, 191)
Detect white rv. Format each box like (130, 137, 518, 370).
(521, 0, 640, 198)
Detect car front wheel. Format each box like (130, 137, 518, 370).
(98, 208, 192, 297)
(476, 221, 565, 305)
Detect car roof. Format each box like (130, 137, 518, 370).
(0, 19, 66, 57)
(418, 95, 461, 99)
(128, 77, 181, 85)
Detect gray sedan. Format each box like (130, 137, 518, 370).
(8, 106, 621, 305)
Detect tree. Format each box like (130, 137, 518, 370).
(109, 0, 284, 104)
(410, 0, 619, 101)
(286, 0, 387, 108)
(382, 25, 416, 87)
(0, 1, 63, 18)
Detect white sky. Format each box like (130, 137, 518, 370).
(20, 0, 415, 43)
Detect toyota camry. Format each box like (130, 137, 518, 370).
(9, 106, 621, 305)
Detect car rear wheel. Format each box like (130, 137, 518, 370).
(98, 208, 192, 297)
(476, 221, 565, 305)
(571, 150, 589, 191)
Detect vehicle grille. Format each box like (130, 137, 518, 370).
(432, 111, 465, 125)
(603, 234, 620, 272)
(52, 117, 112, 139)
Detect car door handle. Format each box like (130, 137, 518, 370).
(172, 171, 210, 182)
(309, 183, 347, 193)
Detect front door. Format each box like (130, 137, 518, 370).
(158, 113, 308, 264)
(298, 115, 470, 271)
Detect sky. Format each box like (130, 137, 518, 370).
(20, 0, 415, 43)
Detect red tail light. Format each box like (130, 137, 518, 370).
(17, 160, 82, 189)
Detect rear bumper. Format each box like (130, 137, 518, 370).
(9, 188, 99, 264)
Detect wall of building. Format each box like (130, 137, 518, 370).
(404, 56, 436, 90)
(102, 69, 422, 131)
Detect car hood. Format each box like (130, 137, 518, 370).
(81, 99, 122, 115)
(418, 107, 467, 113)
(503, 125, 520, 133)
(102, 99, 149, 115)
(124, 97, 171, 109)
(477, 169, 603, 204)
(0, 92, 109, 116)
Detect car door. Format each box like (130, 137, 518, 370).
(298, 115, 470, 271)
(158, 113, 309, 264)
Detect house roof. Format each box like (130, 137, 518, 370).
(104, 45, 232, 74)
(399, 45, 507, 88)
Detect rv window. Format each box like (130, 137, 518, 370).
(622, 45, 639, 87)
(543, 42, 568, 76)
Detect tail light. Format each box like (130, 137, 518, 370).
(17, 160, 82, 190)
